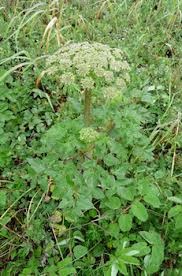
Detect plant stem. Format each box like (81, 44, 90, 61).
(84, 89, 92, 126)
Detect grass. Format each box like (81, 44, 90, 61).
(0, 0, 182, 275)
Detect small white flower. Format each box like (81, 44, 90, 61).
(58, 58, 72, 70)
(81, 77, 94, 90)
(76, 63, 90, 76)
(121, 61, 130, 70)
(94, 67, 105, 77)
(80, 127, 100, 143)
(103, 71, 114, 83)
(45, 42, 130, 96)
(112, 48, 123, 58)
(103, 86, 122, 101)
(115, 78, 126, 88)
(123, 72, 130, 82)
(110, 60, 122, 72)
(60, 72, 75, 85)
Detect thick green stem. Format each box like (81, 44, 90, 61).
(84, 89, 92, 126)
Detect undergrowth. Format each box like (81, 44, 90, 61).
(0, 1, 182, 275)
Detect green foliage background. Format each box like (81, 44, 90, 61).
(0, 0, 182, 275)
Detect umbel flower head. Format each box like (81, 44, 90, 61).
(46, 42, 130, 100)
(80, 127, 100, 143)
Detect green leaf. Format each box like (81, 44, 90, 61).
(140, 231, 164, 273)
(167, 196, 182, 204)
(143, 193, 161, 208)
(108, 223, 120, 238)
(118, 214, 132, 232)
(116, 247, 140, 266)
(106, 196, 121, 210)
(139, 231, 162, 245)
(27, 158, 45, 173)
(144, 243, 164, 274)
(168, 205, 182, 218)
(73, 245, 88, 259)
(130, 242, 150, 257)
(57, 257, 76, 276)
(104, 153, 120, 167)
(117, 186, 136, 201)
(120, 255, 140, 266)
(0, 190, 7, 210)
(57, 257, 72, 269)
(58, 267, 76, 276)
(76, 195, 94, 211)
(111, 263, 118, 276)
(92, 188, 105, 199)
(117, 259, 128, 275)
(131, 201, 148, 222)
(103, 266, 112, 276)
(175, 214, 182, 230)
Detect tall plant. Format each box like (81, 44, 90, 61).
(43, 42, 130, 126)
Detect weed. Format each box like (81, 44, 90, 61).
(0, 1, 181, 275)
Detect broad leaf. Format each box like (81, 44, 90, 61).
(167, 196, 182, 204)
(118, 214, 132, 232)
(175, 214, 182, 230)
(76, 195, 94, 211)
(130, 242, 150, 257)
(106, 196, 121, 210)
(108, 223, 120, 238)
(144, 243, 164, 274)
(131, 201, 148, 222)
(57, 257, 76, 276)
(73, 245, 88, 259)
(168, 205, 182, 218)
(117, 186, 136, 201)
(139, 231, 162, 245)
(120, 255, 140, 265)
(143, 193, 161, 208)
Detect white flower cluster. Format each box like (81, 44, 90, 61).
(103, 86, 122, 101)
(46, 42, 130, 100)
(79, 127, 100, 143)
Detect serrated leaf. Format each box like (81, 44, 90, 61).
(27, 158, 45, 173)
(76, 195, 94, 211)
(118, 214, 132, 232)
(73, 245, 88, 259)
(104, 153, 120, 167)
(131, 201, 148, 222)
(143, 193, 160, 208)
